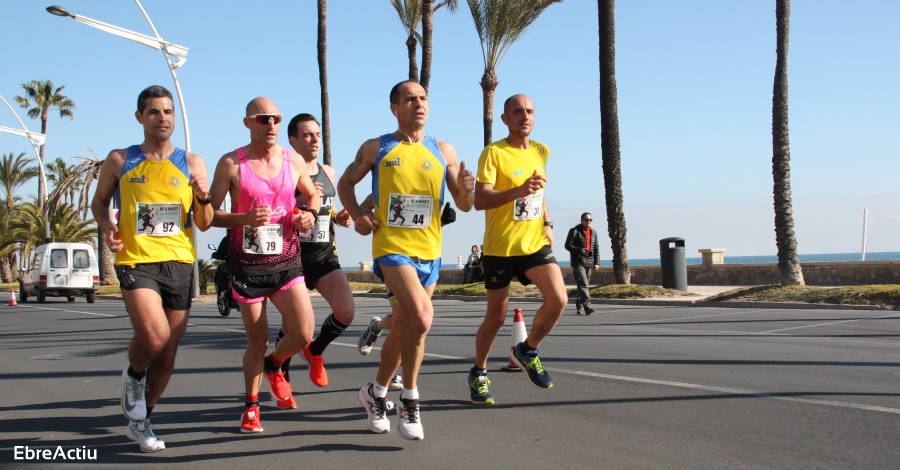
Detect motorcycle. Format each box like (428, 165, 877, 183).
(208, 236, 238, 317)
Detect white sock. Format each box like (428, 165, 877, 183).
(372, 381, 388, 398)
(401, 387, 419, 400)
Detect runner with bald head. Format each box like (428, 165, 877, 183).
(466, 94, 568, 405)
(209, 97, 321, 433)
(338, 80, 475, 440)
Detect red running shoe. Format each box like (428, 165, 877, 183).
(276, 394, 297, 410)
(241, 406, 263, 433)
(301, 344, 329, 387)
(263, 367, 293, 401)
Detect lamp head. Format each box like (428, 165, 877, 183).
(46, 5, 72, 17)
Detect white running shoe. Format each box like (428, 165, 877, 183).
(358, 317, 383, 355)
(127, 419, 165, 452)
(358, 383, 390, 434)
(388, 374, 403, 391)
(398, 397, 424, 440)
(121, 366, 147, 421)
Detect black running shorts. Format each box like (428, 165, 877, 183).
(301, 252, 342, 290)
(232, 265, 305, 301)
(116, 261, 193, 310)
(482, 245, 557, 290)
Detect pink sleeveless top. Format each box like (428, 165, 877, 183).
(228, 147, 302, 275)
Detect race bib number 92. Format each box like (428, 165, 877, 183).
(135, 202, 182, 236)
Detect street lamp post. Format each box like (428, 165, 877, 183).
(48, 2, 201, 297)
(0, 93, 52, 244)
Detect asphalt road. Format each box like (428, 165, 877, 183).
(1, 294, 899, 469)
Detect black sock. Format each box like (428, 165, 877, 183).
(263, 355, 281, 374)
(245, 398, 259, 408)
(470, 366, 486, 375)
(276, 329, 286, 342)
(146, 406, 154, 419)
(127, 366, 145, 381)
(275, 330, 292, 383)
(309, 314, 348, 356)
(521, 340, 536, 354)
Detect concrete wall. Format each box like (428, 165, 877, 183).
(345, 260, 900, 286)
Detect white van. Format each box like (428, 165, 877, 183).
(20, 243, 100, 303)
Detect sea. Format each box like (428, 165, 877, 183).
(343, 251, 900, 270)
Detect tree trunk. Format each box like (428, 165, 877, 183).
(317, 0, 332, 166)
(480, 69, 498, 147)
(598, 0, 631, 284)
(406, 34, 419, 81)
(98, 231, 117, 286)
(772, 0, 804, 286)
(0, 255, 12, 283)
(420, 0, 434, 92)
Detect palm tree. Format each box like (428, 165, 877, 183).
(317, 0, 332, 166)
(466, 0, 561, 146)
(11, 203, 97, 255)
(391, 0, 459, 84)
(14, 80, 75, 209)
(0, 205, 19, 282)
(598, 0, 630, 284)
(420, 0, 459, 91)
(197, 259, 213, 294)
(772, 0, 804, 285)
(46, 157, 75, 206)
(0, 152, 39, 282)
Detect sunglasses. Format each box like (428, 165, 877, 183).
(583, 218, 592, 222)
(247, 114, 283, 125)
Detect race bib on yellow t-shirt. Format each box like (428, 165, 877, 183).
(135, 202, 181, 236)
(513, 190, 544, 221)
(386, 193, 433, 228)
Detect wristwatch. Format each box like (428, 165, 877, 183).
(195, 194, 212, 205)
(544, 221, 553, 228)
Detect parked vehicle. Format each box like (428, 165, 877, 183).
(209, 237, 237, 317)
(20, 243, 99, 303)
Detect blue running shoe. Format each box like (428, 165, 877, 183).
(511, 342, 553, 389)
(467, 369, 495, 405)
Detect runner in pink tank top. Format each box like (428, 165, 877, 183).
(209, 97, 321, 434)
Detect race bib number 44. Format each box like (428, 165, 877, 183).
(300, 215, 331, 243)
(135, 202, 182, 236)
(513, 190, 544, 221)
(387, 194, 433, 228)
(243, 224, 283, 254)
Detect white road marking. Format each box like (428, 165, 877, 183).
(755, 313, 900, 334)
(14, 304, 118, 317)
(604, 309, 776, 327)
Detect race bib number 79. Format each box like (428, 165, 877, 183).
(386, 194, 433, 229)
(243, 224, 283, 254)
(513, 190, 544, 221)
(135, 202, 182, 236)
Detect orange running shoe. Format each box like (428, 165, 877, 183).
(301, 344, 328, 387)
(241, 406, 263, 433)
(276, 394, 297, 410)
(263, 367, 293, 401)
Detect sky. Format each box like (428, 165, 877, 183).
(1, 0, 898, 265)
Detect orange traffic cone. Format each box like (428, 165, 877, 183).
(500, 308, 527, 372)
(8, 289, 18, 306)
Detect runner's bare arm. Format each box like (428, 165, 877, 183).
(291, 150, 320, 231)
(209, 152, 271, 228)
(90, 149, 127, 253)
(337, 139, 380, 235)
(474, 169, 546, 211)
(186, 152, 213, 232)
(439, 141, 474, 212)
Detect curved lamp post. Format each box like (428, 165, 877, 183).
(47, 1, 200, 297)
(0, 93, 52, 244)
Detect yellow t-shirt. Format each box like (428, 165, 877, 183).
(476, 139, 550, 257)
(371, 134, 445, 260)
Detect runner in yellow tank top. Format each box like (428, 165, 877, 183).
(467, 94, 568, 404)
(91, 85, 213, 452)
(337, 80, 475, 440)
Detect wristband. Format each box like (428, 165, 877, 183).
(544, 221, 553, 228)
(195, 194, 212, 205)
(308, 208, 319, 220)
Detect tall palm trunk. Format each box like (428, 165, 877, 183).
(480, 69, 498, 147)
(598, 0, 630, 284)
(406, 34, 420, 81)
(420, 0, 435, 91)
(317, 0, 332, 166)
(0, 256, 12, 283)
(772, 0, 804, 285)
(98, 231, 117, 286)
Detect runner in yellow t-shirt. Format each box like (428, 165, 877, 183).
(467, 94, 568, 404)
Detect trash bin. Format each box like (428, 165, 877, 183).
(659, 237, 688, 291)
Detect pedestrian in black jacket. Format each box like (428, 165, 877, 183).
(564, 213, 600, 314)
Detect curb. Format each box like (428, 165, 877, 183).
(351, 292, 893, 311)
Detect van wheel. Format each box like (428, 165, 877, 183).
(86, 291, 96, 303)
(37, 289, 46, 303)
(19, 284, 27, 303)
(67, 296, 75, 302)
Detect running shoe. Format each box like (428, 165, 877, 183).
(276, 394, 297, 410)
(127, 419, 165, 452)
(358, 317, 383, 355)
(467, 370, 495, 405)
(397, 397, 424, 440)
(301, 344, 328, 387)
(584, 305, 595, 315)
(263, 364, 293, 401)
(241, 405, 263, 433)
(388, 374, 403, 391)
(121, 366, 147, 421)
(358, 383, 390, 434)
(511, 342, 554, 389)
